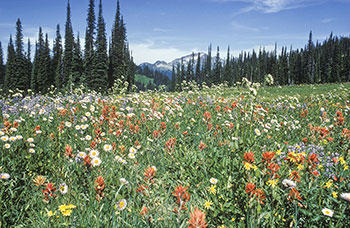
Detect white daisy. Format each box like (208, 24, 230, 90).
(65, 122, 72, 128)
(59, 183, 68, 194)
(210, 178, 218, 185)
(29, 148, 35, 153)
(16, 135, 23, 140)
(77, 151, 87, 158)
(75, 125, 81, 130)
(89, 150, 99, 158)
(128, 153, 136, 159)
(322, 208, 334, 217)
(254, 129, 261, 136)
(85, 135, 92, 141)
(116, 199, 127, 211)
(9, 136, 16, 142)
(4, 144, 11, 149)
(282, 179, 296, 188)
(91, 157, 102, 167)
(0, 173, 10, 180)
(27, 138, 34, 143)
(340, 193, 350, 202)
(129, 147, 137, 153)
(0, 131, 4, 136)
(1, 136, 9, 142)
(36, 130, 42, 134)
(103, 144, 112, 152)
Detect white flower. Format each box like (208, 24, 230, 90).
(75, 125, 81, 130)
(120, 178, 129, 185)
(10, 128, 17, 132)
(27, 138, 34, 143)
(29, 143, 35, 147)
(59, 183, 68, 194)
(0, 131, 4, 136)
(322, 208, 334, 217)
(340, 193, 350, 202)
(254, 129, 261, 136)
(65, 122, 72, 128)
(77, 151, 87, 158)
(210, 178, 218, 185)
(116, 199, 127, 211)
(85, 135, 92, 141)
(9, 136, 16, 142)
(282, 179, 296, 188)
(16, 135, 23, 140)
(129, 147, 137, 153)
(1, 136, 9, 142)
(92, 157, 102, 167)
(89, 150, 99, 158)
(151, 166, 157, 172)
(29, 148, 35, 153)
(4, 144, 11, 149)
(0, 173, 10, 180)
(103, 144, 112, 152)
(128, 153, 136, 159)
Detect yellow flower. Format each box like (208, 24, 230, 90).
(297, 164, 304, 170)
(58, 205, 68, 212)
(204, 200, 212, 210)
(47, 210, 56, 217)
(339, 157, 345, 165)
(324, 180, 333, 189)
(276, 150, 282, 155)
(209, 185, 217, 195)
(66, 204, 76, 209)
(244, 162, 252, 170)
(266, 179, 279, 188)
(344, 165, 349, 171)
(62, 209, 72, 216)
(332, 192, 338, 198)
(318, 164, 323, 169)
(252, 165, 258, 171)
(231, 218, 235, 222)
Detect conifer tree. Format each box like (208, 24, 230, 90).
(4, 36, 16, 91)
(25, 39, 33, 90)
(91, 0, 108, 91)
(70, 34, 84, 88)
(223, 46, 232, 85)
(63, 0, 74, 89)
(306, 31, 315, 84)
(52, 24, 63, 89)
(204, 44, 212, 86)
(31, 41, 39, 92)
(175, 63, 182, 91)
(0, 41, 4, 87)
(84, 0, 96, 88)
(14, 19, 28, 91)
(37, 33, 51, 92)
(169, 65, 176, 92)
(195, 53, 201, 85)
(213, 46, 221, 85)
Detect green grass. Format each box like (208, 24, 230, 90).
(135, 74, 154, 86)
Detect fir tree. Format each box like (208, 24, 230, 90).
(25, 39, 33, 90)
(0, 41, 5, 87)
(14, 19, 28, 91)
(169, 65, 176, 92)
(4, 36, 16, 91)
(91, 0, 108, 91)
(223, 46, 232, 85)
(70, 34, 84, 89)
(204, 44, 212, 86)
(31, 41, 39, 92)
(52, 24, 63, 89)
(37, 33, 51, 93)
(195, 53, 201, 85)
(84, 0, 96, 89)
(213, 46, 221, 85)
(63, 0, 75, 89)
(306, 31, 315, 84)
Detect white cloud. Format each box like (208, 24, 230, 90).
(212, 0, 325, 13)
(231, 21, 259, 32)
(129, 40, 191, 64)
(152, 28, 170, 33)
(321, 18, 334, 23)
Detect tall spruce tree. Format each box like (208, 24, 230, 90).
(14, 19, 28, 91)
(213, 46, 221, 85)
(70, 34, 84, 88)
(91, 0, 108, 91)
(195, 52, 201, 85)
(52, 24, 63, 89)
(223, 46, 232, 85)
(25, 39, 32, 90)
(306, 31, 315, 84)
(31, 41, 39, 92)
(4, 36, 16, 91)
(204, 44, 212, 86)
(63, 0, 74, 89)
(37, 32, 51, 92)
(169, 65, 176, 92)
(0, 41, 4, 87)
(84, 0, 96, 88)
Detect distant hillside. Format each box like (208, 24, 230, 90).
(135, 74, 154, 86)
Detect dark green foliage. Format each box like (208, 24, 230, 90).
(70, 34, 84, 88)
(91, 0, 108, 91)
(169, 65, 176, 92)
(14, 19, 29, 91)
(203, 44, 212, 86)
(37, 34, 51, 92)
(84, 0, 96, 90)
(213, 46, 222, 85)
(25, 39, 33, 91)
(0, 41, 5, 87)
(4, 36, 16, 91)
(223, 46, 232, 85)
(195, 52, 201, 85)
(63, 0, 74, 89)
(52, 24, 63, 89)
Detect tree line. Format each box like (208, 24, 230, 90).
(0, 0, 134, 94)
(168, 32, 350, 91)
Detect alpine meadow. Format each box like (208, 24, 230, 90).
(0, 0, 350, 227)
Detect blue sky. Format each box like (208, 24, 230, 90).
(0, 0, 349, 64)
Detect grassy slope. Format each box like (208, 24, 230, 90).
(135, 74, 155, 86)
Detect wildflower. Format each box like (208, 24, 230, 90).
(324, 180, 333, 189)
(188, 207, 208, 228)
(210, 178, 218, 185)
(209, 185, 217, 195)
(140, 206, 148, 216)
(9, 136, 16, 142)
(16, 135, 23, 140)
(1, 136, 8, 142)
(128, 153, 136, 159)
(58, 205, 68, 212)
(288, 188, 303, 202)
(62, 209, 72, 216)
(244, 151, 255, 163)
(27, 138, 34, 143)
(129, 147, 137, 153)
(29, 148, 35, 153)
(204, 200, 212, 210)
(77, 151, 87, 158)
(103, 144, 112, 152)
(91, 157, 102, 167)
(282, 179, 296, 188)
(85, 135, 92, 140)
(340, 193, 350, 202)
(4, 144, 11, 149)
(42, 183, 57, 201)
(173, 186, 191, 212)
(116, 199, 127, 211)
(332, 192, 338, 198)
(0, 173, 10, 180)
(47, 210, 56, 217)
(322, 208, 334, 217)
(266, 179, 279, 188)
(89, 150, 99, 158)
(65, 122, 72, 128)
(59, 183, 68, 195)
(254, 129, 261, 136)
(94, 176, 105, 201)
(244, 162, 253, 170)
(245, 183, 256, 194)
(120, 178, 129, 185)
(33, 175, 46, 186)
(144, 167, 156, 183)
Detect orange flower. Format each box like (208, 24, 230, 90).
(188, 207, 208, 228)
(245, 182, 256, 194)
(203, 111, 211, 121)
(172, 186, 190, 212)
(244, 151, 255, 163)
(140, 206, 148, 216)
(94, 176, 105, 201)
(262, 151, 275, 163)
(288, 187, 303, 202)
(144, 167, 156, 183)
(199, 141, 207, 151)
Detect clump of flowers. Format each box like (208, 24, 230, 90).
(33, 175, 46, 186)
(172, 185, 191, 213)
(188, 207, 208, 228)
(58, 204, 76, 216)
(42, 183, 57, 201)
(94, 176, 105, 201)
